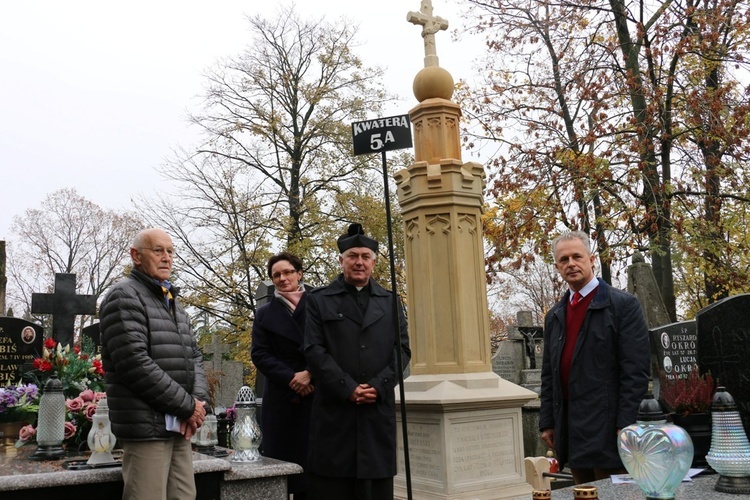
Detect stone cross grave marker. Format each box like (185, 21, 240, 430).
(696, 294, 750, 437)
(0, 317, 43, 384)
(31, 273, 97, 347)
(492, 311, 543, 385)
(203, 333, 244, 410)
(407, 0, 448, 68)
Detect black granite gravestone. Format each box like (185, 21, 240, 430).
(696, 294, 750, 437)
(81, 322, 102, 355)
(650, 320, 697, 398)
(31, 273, 97, 347)
(0, 317, 44, 385)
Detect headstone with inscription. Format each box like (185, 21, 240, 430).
(649, 320, 697, 399)
(491, 311, 543, 387)
(696, 294, 750, 437)
(491, 311, 546, 459)
(0, 317, 43, 385)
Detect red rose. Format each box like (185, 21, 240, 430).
(44, 338, 56, 349)
(93, 360, 104, 375)
(33, 358, 53, 372)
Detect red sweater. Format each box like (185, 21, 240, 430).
(560, 289, 597, 399)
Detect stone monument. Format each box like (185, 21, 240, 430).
(394, 3, 537, 498)
(627, 252, 671, 328)
(31, 273, 97, 347)
(649, 320, 697, 399)
(203, 333, 244, 410)
(696, 294, 750, 437)
(0, 317, 43, 384)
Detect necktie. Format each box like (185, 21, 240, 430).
(161, 286, 173, 308)
(571, 291, 582, 306)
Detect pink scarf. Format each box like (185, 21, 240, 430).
(275, 286, 305, 311)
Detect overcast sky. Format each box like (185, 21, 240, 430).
(0, 1, 482, 240)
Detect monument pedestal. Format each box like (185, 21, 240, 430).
(395, 373, 536, 500)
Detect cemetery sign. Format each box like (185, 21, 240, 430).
(351, 114, 412, 156)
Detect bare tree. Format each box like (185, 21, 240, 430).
(140, 6, 397, 339)
(8, 188, 142, 329)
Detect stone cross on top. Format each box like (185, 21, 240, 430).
(407, 0, 449, 68)
(31, 273, 97, 347)
(204, 332, 230, 372)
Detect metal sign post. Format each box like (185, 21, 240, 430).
(351, 114, 413, 500)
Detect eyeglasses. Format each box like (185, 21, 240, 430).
(271, 269, 298, 280)
(141, 247, 175, 257)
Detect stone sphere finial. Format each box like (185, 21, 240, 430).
(632, 251, 645, 263)
(413, 66, 454, 102)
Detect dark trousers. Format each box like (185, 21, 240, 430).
(308, 473, 393, 500)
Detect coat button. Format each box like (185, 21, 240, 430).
(360, 345, 366, 350)
(338, 313, 343, 318)
(339, 379, 345, 385)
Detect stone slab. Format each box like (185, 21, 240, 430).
(0, 445, 300, 500)
(550, 473, 737, 499)
(395, 373, 536, 499)
(696, 294, 750, 436)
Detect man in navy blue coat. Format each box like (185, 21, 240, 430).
(540, 231, 650, 485)
(304, 223, 410, 500)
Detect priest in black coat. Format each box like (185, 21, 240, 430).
(304, 224, 411, 500)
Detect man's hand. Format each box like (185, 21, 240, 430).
(541, 428, 555, 449)
(348, 383, 378, 405)
(289, 370, 315, 397)
(181, 399, 207, 440)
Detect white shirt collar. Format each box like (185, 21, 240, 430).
(570, 276, 598, 302)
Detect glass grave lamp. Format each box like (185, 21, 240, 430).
(194, 413, 219, 455)
(618, 393, 693, 500)
(86, 396, 116, 465)
(30, 373, 66, 460)
(230, 386, 262, 463)
(705, 387, 750, 494)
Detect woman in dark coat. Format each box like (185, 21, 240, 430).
(251, 252, 314, 499)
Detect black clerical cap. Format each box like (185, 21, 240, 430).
(337, 223, 378, 253)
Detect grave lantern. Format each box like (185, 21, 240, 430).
(706, 387, 750, 494)
(86, 396, 116, 465)
(194, 414, 219, 454)
(30, 373, 66, 460)
(230, 386, 262, 463)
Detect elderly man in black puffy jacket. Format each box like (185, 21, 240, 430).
(101, 228, 209, 500)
